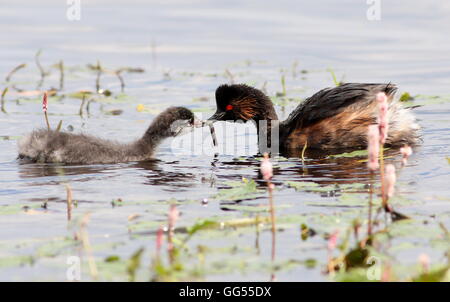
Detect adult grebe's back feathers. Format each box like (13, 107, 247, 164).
(282, 83, 398, 132)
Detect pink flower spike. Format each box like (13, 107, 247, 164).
(168, 204, 179, 230)
(418, 253, 430, 272)
(377, 92, 389, 144)
(400, 145, 413, 165)
(376, 92, 387, 103)
(42, 92, 48, 113)
(384, 164, 396, 199)
(260, 153, 273, 181)
(327, 230, 339, 251)
(156, 225, 164, 253)
(367, 125, 380, 171)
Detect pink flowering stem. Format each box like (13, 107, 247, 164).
(167, 204, 179, 264)
(376, 92, 390, 212)
(43, 92, 50, 130)
(418, 253, 430, 273)
(383, 164, 396, 200)
(156, 225, 164, 257)
(367, 125, 380, 171)
(327, 230, 339, 274)
(261, 153, 276, 281)
(367, 125, 380, 235)
(377, 92, 389, 144)
(327, 231, 339, 252)
(400, 145, 412, 165)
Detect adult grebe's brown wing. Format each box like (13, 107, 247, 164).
(281, 83, 397, 133)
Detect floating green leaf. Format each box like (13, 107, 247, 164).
(213, 179, 262, 201)
(329, 149, 368, 158)
(286, 181, 335, 193)
(127, 247, 144, 282)
(105, 255, 121, 263)
(187, 219, 219, 236)
(412, 267, 449, 282)
(0, 255, 34, 268)
(399, 92, 413, 102)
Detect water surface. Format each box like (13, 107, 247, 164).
(0, 0, 449, 281)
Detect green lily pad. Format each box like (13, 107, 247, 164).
(213, 179, 263, 202)
(0, 204, 40, 215)
(286, 181, 335, 193)
(412, 267, 449, 282)
(329, 150, 369, 158)
(399, 92, 413, 102)
(0, 255, 35, 268)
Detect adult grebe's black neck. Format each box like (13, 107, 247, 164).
(211, 84, 281, 153)
(235, 89, 279, 153)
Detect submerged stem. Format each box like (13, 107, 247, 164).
(35, 50, 46, 89)
(1, 87, 8, 113)
(59, 60, 64, 90)
(268, 182, 276, 281)
(79, 213, 98, 280)
(44, 111, 51, 131)
(79, 95, 86, 117)
(95, 60, 102, 93)
(301, 140, 308, 162)
(116, 70, 125, 92)
(379, 145, 386, 209)
(5, 63, 26, 82)
(55, 120, 63, 132)
(368, 172, 374, 236)
(66, 184, 72, 221)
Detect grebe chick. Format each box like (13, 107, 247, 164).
(208, 83, 420, 151)
(18, 107, 198, 164)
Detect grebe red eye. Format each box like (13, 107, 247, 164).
(226, 104, 233, 111)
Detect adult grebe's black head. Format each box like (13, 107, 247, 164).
(208, 84, 278, 122)
(145, 106, 199, 139)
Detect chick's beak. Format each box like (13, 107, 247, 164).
(192, 117, 204, 128)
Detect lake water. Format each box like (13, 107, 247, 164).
(0, 0, 449, 281)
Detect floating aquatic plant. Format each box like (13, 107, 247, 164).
(213, 179, 262, 202)
(327, 68, 343, 86)
(114, 67, 144, 92)
(399, 92, 413, 102)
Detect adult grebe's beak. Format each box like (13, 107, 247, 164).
(207, 111, 226, 122)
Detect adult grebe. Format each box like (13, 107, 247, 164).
(208, 83, 420, 152)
